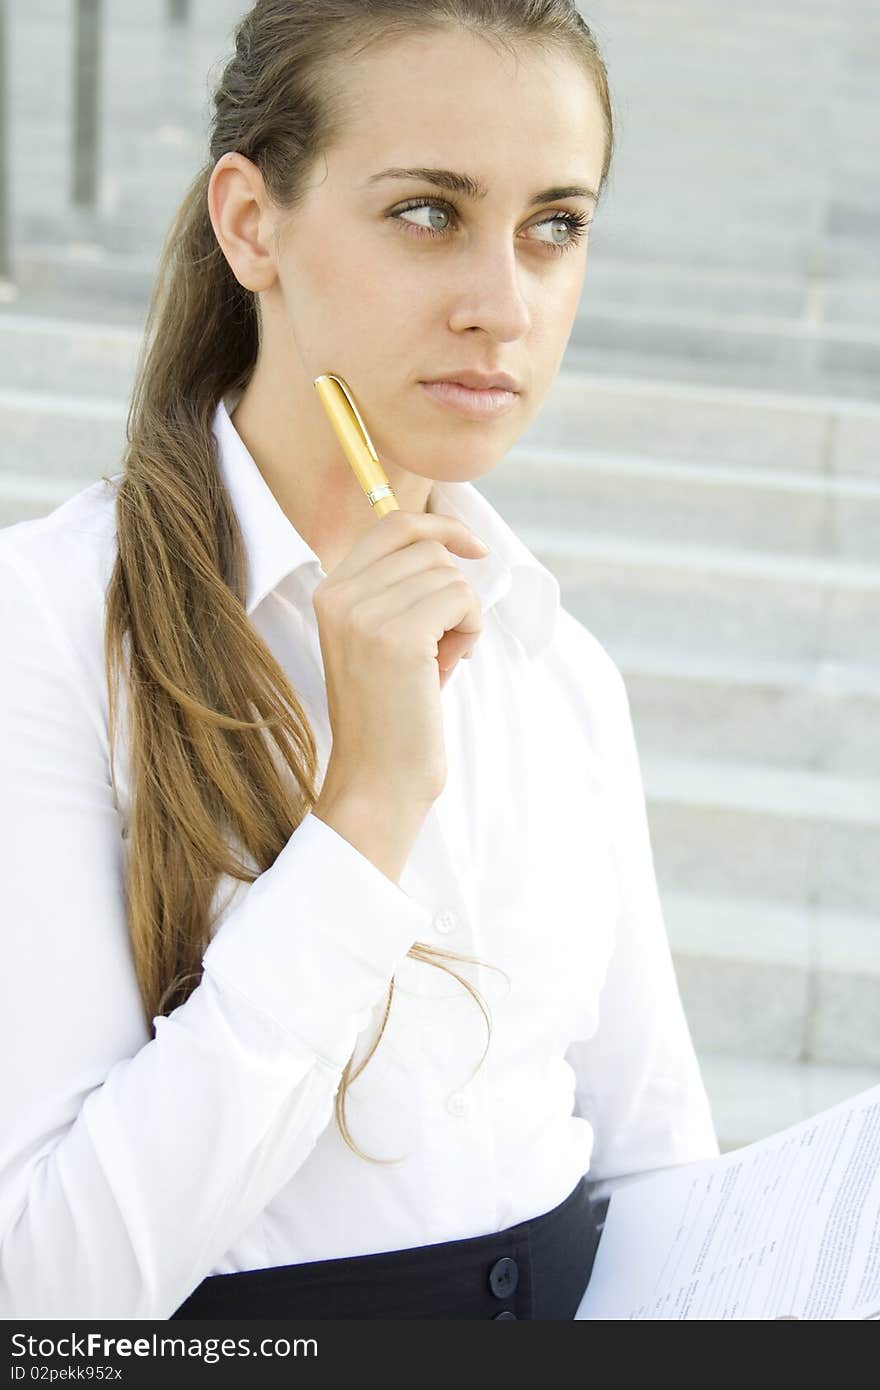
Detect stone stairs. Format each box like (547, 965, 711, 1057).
(1, 0, 878, 1153)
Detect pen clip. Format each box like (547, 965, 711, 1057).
(321, 374, 380, 463)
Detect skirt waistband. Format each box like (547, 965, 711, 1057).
(170, 1175, 601, 1321)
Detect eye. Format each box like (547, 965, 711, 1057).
(389, 197, 591, 255)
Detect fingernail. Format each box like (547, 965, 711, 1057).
(474, 537, 490, 554)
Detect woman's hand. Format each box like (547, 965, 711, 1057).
(313, 507, 489, 809)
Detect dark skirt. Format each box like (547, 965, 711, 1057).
(170, 1174, 604, 1320)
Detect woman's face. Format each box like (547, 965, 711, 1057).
(266, 27, 606, 485)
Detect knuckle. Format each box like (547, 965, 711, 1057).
(424, 538, 452, 567)
(313, 579, 342, 618)
(447, 575, 472, 600)
(390, 508, 423, 536)
(345, 598, 373, 638)
(374, 614, 406, 654)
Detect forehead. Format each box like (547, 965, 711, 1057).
(328, 27, 605, 183)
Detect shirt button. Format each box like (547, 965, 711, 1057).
(492, 1310, 517, 1320)
(446, 1089, 471, 1118)
(488, 1256, 519, 1298)
(434, 910, 458, 935)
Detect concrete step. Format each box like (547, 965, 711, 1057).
(485, 443, 880, 565)
(0, 311, 144, 399)
(699, 1052, 880, 1154)
(615, 643, 880, 782)
(666, 890, 880, 1068)
(642, 753, 879, 920)
(0, 261, 153, 324)
(0, 388, 126, 478)
(578, 257, 880, 338)
(530, 529, 880, 676)
(564, 338, 880, 406)
(525, 370, 880, 481)
(568, 281, 880, 402)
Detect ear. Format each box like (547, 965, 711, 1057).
(207, 151, 280, 294)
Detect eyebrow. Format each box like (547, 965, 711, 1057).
(365, 166, 599, 207)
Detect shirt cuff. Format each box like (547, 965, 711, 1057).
(201, 809, 435, 1068)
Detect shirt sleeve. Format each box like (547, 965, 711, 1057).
(0, 547, 434, 1320)
(563, 623, 720, 1203)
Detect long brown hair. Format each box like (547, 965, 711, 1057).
(103, 0, 615, 1162)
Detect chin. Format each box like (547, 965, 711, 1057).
(429, 453, 507, 486)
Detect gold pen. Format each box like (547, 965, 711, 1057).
(313, 373, 400, 518)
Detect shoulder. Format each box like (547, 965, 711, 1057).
(542, 603, 630, 736)
(0, 476, 122, 741)
(0, 472, 120, 609)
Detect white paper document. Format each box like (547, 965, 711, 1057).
(575, 1082, 880, 1319)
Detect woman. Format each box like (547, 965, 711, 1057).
(0, 0, 719, 1320)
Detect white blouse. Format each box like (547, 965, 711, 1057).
(0, 392, 719, 1320)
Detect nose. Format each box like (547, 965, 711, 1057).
(446, 240, 532, 342)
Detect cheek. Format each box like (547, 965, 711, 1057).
(534, 278, 585, 368)
(563, 259, 588, 321)
(547, 258, 585, 317)
(289, 216, 376, 302)
(323, 243, 420, 342)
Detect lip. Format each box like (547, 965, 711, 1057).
(419, 380, 520, 419)
(424, 370, 522, 392)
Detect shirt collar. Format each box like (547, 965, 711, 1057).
(212, 390, 560, 659)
